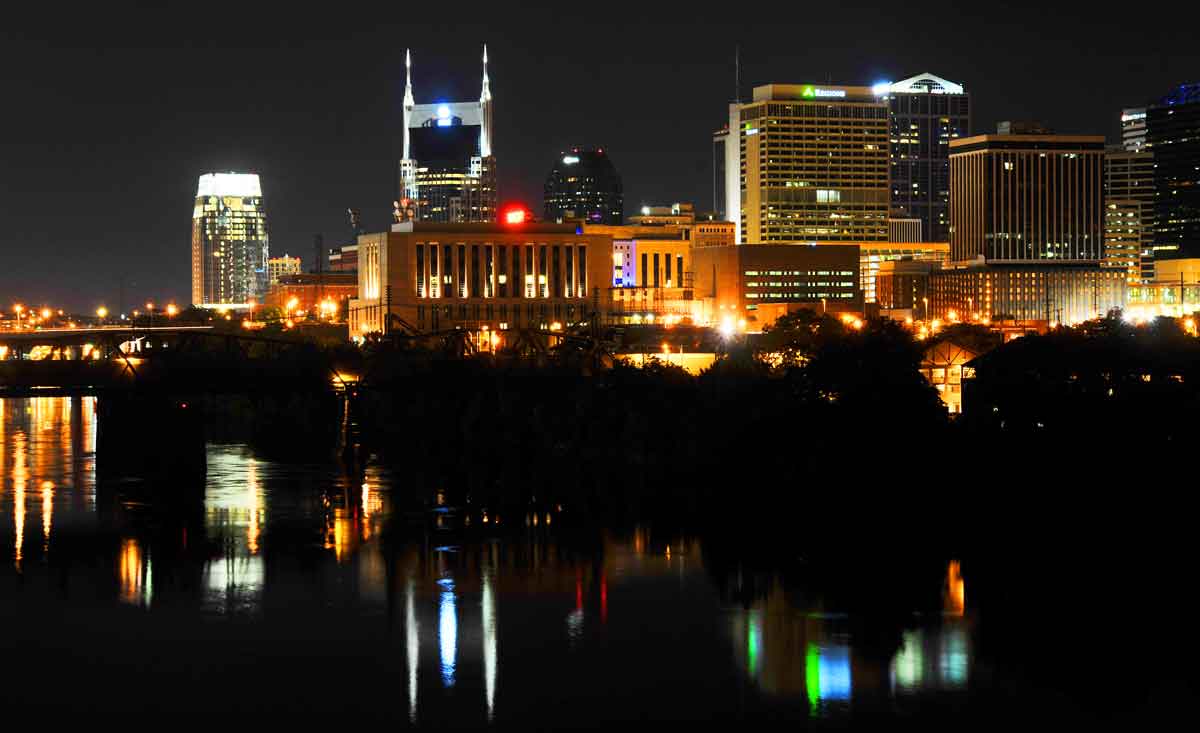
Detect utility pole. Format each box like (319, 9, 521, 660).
(314, 233, 325, 319)
(385, 284, 392, 336)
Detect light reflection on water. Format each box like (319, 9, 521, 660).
(729, 563, 973, 710)
(1, 396, 985, 721)
(1, 397, 96, 571)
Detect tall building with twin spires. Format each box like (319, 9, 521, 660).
(398, 47, 497, 223)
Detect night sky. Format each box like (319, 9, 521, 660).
(2, 2, 1197, 312)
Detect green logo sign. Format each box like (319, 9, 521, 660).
(802, 86, 815, 98)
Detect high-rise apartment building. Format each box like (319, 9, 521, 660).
(398, 48, 497, 223)
(879, 73, 970, 243)
(1147, 83, 1200, 261)
(191, 172, 269, 306)
(543, 148, 623, 224)
(722, 84, 890, 244)
(1104, 146, 1155, 283)
(933, 126, 1124, 323)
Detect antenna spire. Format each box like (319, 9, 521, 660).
(481, 43, 492, 101)
(734, 44, 740, 103)
(403, 49, 414, 108)
(480, 43, 493, 157)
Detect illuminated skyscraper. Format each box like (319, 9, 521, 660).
(722, 84, 890, 244)
(399, 47, 497, 223)
(1147, 83, 1200, 260)
(1104, 146, 1155, 283)
(543, 148, 623, 224)
(932, 126, 1124, 323)
(191, 172, 269, 306)
(879, 73, 970, 243)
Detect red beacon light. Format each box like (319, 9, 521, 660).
(502, 205, 533, 225)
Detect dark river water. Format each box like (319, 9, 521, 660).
(0, 396, 1193, 727)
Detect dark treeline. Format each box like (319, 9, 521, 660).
(351, 309, 1200, 550)
(357, 310, 949, 528)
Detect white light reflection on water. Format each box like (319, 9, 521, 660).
(482, 568, 497, 721)
(40, 480, 52, 552)
(202, 448, 267, 614)
(890, 623, 970, 692)
(406, 575, 419, 723)
(439, 577, 458, 688)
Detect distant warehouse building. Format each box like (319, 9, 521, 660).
(349, 220, 612, 335)
(265, 271, 358, 320)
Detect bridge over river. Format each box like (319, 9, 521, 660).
(0, 325, 349, 480)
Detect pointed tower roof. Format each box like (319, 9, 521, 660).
(481, 44, 492, 103)
(404, 48, 415, 108)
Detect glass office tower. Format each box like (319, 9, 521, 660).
(1148, 83, 1200, 260)
(191, 172, 269, 306)
(543, 148, 623, 224)
(883, 73, 970, 243)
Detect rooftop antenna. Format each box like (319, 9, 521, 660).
(734, 44, 740, 103)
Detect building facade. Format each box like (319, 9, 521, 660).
(585, 217, 733, 323)
(1104, 147, 1155, 282)
(713, 125, 729, 220)
(191, 172, 269, 307)
(881, 73, 970, 243)
(692, 243, 861, 330)
(328, 243, 358, 272)
(349, 222, 611, 335)
(629, 203, 694, 227)
(875, 259, 934, 313)
(859, 241, 948, 304)
(723, 84, 890, 244)
(1122, 107, 1147, 152)
(267, 255, 302, 286)
(888, 218, 923, 243)
(949, 131, 1106, 263)
(921, 340, 980, 415)
(1126, 257, 1200, 318)
(930, 265, 1125, 324)
(938, 128, 1123, 323)
(1147, 83, 1200, 261)
(398, 48, 497, 223)
(543, 148, 623, 224)
(264, 272, 358, 321)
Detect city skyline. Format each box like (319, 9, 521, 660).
(1, 5, 1197, 310)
